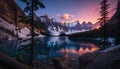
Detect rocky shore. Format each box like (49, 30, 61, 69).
(79, 45, 120, 69)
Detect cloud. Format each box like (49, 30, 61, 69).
(60, 13, 75, 20)
(60, 14, 70, 20)
(59, 13, 76, 23)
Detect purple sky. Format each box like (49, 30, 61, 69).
(16, 0, 118, 24)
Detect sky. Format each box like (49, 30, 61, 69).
(16, 0, 118, 24)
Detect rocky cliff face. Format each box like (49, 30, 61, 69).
(0, 0, 25, 25)
(0, 0, 29, 40)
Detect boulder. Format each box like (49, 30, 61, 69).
(79, 45, 120, 69)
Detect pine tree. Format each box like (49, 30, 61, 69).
(98, 0, 110, 47)
(20, 0, 45, 66)
(98, 0, 110, 26)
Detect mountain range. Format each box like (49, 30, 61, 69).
(63, 21, 98, 31)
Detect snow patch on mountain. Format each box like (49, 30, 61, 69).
(0, 17, 31, 40)
(64, 21, 79, 27)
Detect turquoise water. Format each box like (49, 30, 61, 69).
(0, 36, 100, 62)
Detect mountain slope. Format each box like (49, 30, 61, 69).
(0, 0, 25, 24)
(0, 0, 31, 40)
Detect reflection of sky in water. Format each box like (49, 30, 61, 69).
(37, 37, 100, 60)
(0, 37, 100, 61)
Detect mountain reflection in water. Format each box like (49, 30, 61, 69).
(0, 37, 100, 61)
(37, 37, 100, 60)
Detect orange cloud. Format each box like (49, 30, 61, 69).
(60, 14, 70, 20)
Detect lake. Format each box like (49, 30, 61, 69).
(0, 36, 100, 62)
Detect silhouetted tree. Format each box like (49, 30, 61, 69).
(20, 0, 45, 66)
(98, 0, 110, 47)
(98, 0, 110, 26)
